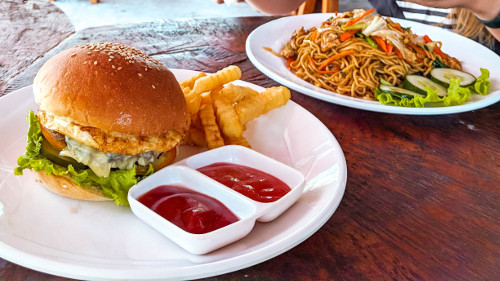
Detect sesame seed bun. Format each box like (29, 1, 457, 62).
(29, 43, 189, 203)
(33, 42, 189, 152)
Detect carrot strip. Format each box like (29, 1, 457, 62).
(394, 48, 403, 58)
(408, 42, 426, 56)
(308, 55, 340, 74)
(345, 8, 375, 28)
(434, 47, 448, 58)
(311, 30, 318, 42)
(318, 50, 355, 71)
(423, 35, 448, 58)
(386, 43, 394, 55)
(372, 36, 387, 53)
(340, 29, 359, 42)
(394, 23, 403, 33)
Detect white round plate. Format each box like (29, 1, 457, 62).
(0, 69, 347, 280)
(246, 14, 500, 115)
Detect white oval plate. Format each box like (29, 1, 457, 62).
(246, 14, 500, 115)
(0, 69, 347, 280)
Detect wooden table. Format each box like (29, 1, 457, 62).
(1, 3, 500, 281)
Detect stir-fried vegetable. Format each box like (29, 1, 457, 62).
(345, 8, 376, 28)
(362, 15, 387, 36)
(318, 50, 356, 70)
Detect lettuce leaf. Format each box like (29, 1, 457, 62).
(376, 68, 491, 107)
(444, 78, 472, 106)
(473, 68, 491, 95)
(375, 79, 471, 108)
(14, 111, 150, 206)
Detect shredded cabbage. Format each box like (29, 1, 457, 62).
(362, 15, 387, 36)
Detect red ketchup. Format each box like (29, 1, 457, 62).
(197, 162, 291, 203)
(138, 185, 239, 234)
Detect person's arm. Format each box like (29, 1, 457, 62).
(244, 0, 306, 15)
(405, 0, 500, 41)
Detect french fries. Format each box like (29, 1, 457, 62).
(191, 65, 241, 96)
(199, 103, 224, 149)
(234, 92, 267, 126)
(180, 65, 291, 150)
(262, 86, 291, 113)
(180, 72, 206, 89)
(212, 91, 243, 138)
(221, 83, 259, 103)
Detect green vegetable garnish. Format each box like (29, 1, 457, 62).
(473, 68, 491, 95)
(375, 78, 471, 107)
(379, 77, 392, 86)
(432, 57, 450, 68)
(375, 68, 491, 107)
(14, 111, 152, 206)
(365, 36, 379, 49)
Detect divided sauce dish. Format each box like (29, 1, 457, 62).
(128, 145, 306, 255)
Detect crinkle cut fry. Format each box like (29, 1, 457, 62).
(199, 103, 224, 149)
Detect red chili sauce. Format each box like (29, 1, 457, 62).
(197, 162, 291, 203)
(138, 185, 239, 234)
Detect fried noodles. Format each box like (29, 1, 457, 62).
(280, 9, 461, 100)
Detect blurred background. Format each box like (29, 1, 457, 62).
(51, 0, 372, 30)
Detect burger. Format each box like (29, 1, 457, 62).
(14, 42, 190, 206)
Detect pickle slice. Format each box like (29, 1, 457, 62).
(40, 137, 87, 170)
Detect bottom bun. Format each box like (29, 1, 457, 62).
(34, 171, 111, 201)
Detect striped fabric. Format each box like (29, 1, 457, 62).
(396, 0, 453, 29)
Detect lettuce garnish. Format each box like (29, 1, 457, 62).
(474, 68, 491, 95)
(14, 111, 152, 206)
(375, 87, 440, 108)
(375, 68, 491, 108)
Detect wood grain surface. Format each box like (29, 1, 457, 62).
(0, 0, 74, 96)
(1, 6, 499, 281)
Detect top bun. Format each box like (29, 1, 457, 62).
(33, 43, 189, 138)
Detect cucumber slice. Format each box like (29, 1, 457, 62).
(430, 68, 476, 88)
(403, 75, 448, 97)
(378, 84, 425, 99)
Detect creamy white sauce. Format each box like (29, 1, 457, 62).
(60, 137, 160, 177)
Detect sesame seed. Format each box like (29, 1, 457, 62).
(152, 85, 155, 89)
(112, 65, 116, 69)
(71, 53, 76, 57)
(74, 43, 167, 70)
(117, 67, 122, 70)
(94, 60, 98, 65)
(138, 73, 143, 77)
